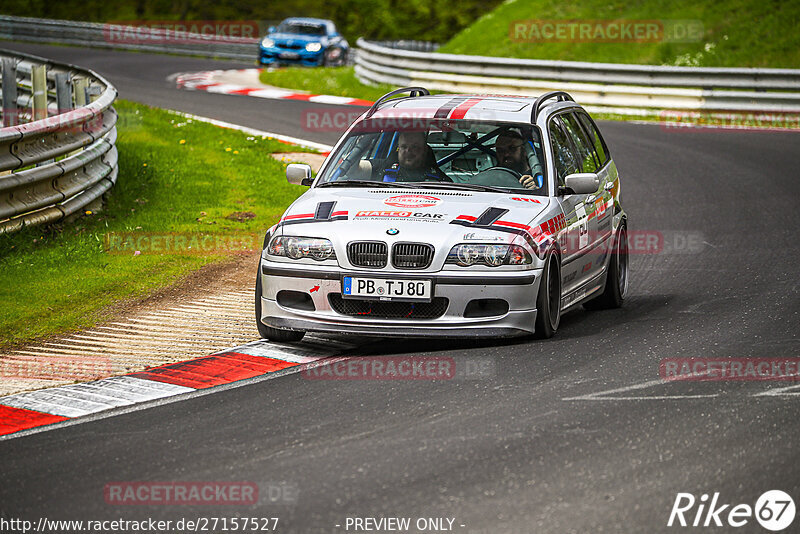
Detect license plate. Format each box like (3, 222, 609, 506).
(342, 276, 432, 302)
(279, 52, 299, 59)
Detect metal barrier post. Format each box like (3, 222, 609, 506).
(55, 72, 72, 112)
(73, 77, 88, 107)
(31, 64, 47, 121)
(1, 58, 18, 127)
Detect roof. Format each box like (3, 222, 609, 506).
(280, 17, 334, 26)
(367, 94, 579, 125)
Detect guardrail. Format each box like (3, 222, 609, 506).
(0, 48, 118, 234)
(355, 38, 800, 114)
(0, 15, 259, 60)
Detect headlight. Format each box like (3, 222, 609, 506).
(305, 42, 322, 52)
(261, 37, 275, 48)
(446, 244, 532, 267)
(268, 236, 335, 261)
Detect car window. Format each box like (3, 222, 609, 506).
(316, 119, 547, 195)
(576, 112, 609, 167)
(561, 113, 598, 173)
(548, 118, 579, 185)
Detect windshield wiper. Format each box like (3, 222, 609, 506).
(413, 182, 511, 194)
(317, 180, 417, 189)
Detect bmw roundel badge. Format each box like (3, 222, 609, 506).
(386, 228, 399, 235)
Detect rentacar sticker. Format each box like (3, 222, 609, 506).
(383, 195, 442, 208)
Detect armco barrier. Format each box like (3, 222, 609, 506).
(355, 39, 800, 114)
(0, 15, 259, 60)
(0, 49, 118, 234)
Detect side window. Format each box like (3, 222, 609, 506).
(561, 113, 598, 173)
(548, 118, 579, 185)
(576, 112, 609, 168)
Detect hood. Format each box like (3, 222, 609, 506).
(268, 32, 326, 45)
(276, 188, 553, 264)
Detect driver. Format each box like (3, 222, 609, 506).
(494, 131, 543, 190)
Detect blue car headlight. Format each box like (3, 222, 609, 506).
(305, 42, 322, 52)
(261, 37, 275, 48)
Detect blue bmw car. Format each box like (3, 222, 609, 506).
(259, 18, 349, 67)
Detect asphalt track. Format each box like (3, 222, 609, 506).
(2, 43, 800, 533)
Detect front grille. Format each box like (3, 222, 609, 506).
(277, 43, 303, 50)
(348, 241, 388, 268)
(329, 294, 448, 319)
(392, 243, 434, 269)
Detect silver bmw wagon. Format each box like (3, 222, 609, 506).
(256, 88, 628, 341)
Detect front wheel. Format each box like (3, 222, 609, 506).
(584, 224, 628, 310)
(533, 252, 561, 339)
(255, 269, 305, 342)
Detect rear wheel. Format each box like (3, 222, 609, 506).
(533, 252, 561, 339)
(584, 224, 628, 309)
(255, 269, 305, 342)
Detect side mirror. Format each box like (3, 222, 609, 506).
(286, 163, 313, 186)
(268, 26, 276, 33)
(563, 173, 599, 195)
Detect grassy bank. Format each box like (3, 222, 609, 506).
(439, 0, 800, 68)
(0, 100, 310, 346)
(259, 66, 396, 103)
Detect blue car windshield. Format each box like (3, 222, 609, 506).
(277, 23, 326, 36)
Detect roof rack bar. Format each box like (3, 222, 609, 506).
(365, 86, 430, 118)
(531, 91, 575, 123)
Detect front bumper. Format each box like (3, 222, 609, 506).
(258, 260, 542, 338)
(259, 47, 324, 66)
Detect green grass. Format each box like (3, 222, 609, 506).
(439, 0, 800, 68)
(0, 100, 311, 346)
(259, 66, 400, 102)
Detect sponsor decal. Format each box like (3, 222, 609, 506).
(384, 194, 442, 208)
(462, 232, 506, 242)
(511, 197, 542, 204)
(355, 211, 444, 222)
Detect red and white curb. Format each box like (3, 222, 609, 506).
(174, 68, 373, 107)
(0, 338, 349, 439)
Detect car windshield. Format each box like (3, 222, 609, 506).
(277, 23, 326, 36)
(317, 118, 547, 195)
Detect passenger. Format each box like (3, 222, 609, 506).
(352, 131, 449, 182)
(378, 131, 450, 182)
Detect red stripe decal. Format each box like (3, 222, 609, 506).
(331, 210, 348, 217)
(283, 212, 316, 221)
(449, 98, 483, 120)
(128, 352, 297, 389)
(0, 405, 69, 436)
(455, 215, 477, 221)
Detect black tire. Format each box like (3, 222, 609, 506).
(533, 252, 561, 339)
(584, 224, 628, 310)
(255, 269, 305, 342)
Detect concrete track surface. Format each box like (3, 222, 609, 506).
(2, 43, 799, 534)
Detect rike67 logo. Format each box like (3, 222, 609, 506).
(668, 490, 795, 531)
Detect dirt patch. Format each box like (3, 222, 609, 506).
(271, 152, 327, 173)
(225, 211, 257, 222)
